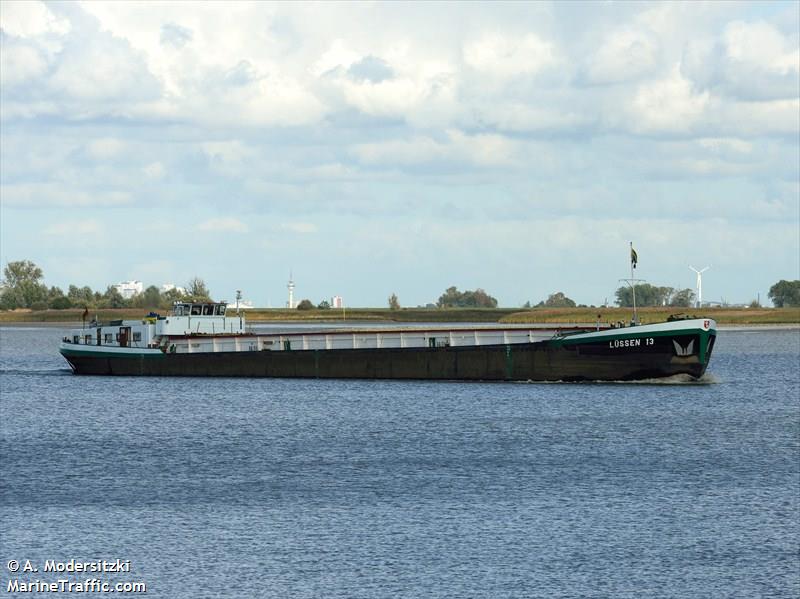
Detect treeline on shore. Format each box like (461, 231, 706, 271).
(2, 259, 799, 316)
(0, 260, 211, 311)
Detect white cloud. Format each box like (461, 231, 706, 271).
(87, 138, 125, 160)
(696, 138, 752, 154)
(0, 40, 49, 87)
(683, 20, 800, 101)
(43, 219, 103, 236)
(143, 162, 166, 180)
(475, 102, 592, 133)
(0, 0, 70, 37)
(463, 32, 558, 80)
(723, 20, 799, 77)
(630, 64, 711, 133)
(48, 33, 160, 105)
(311, 39, 362, 76)
(353, 130, 520, 168)
(2, 184, 131, 207)
(196, 218, 249, 233)
(718, 98, 800, 137)
(280, 222, 317, 234)
(586, 29, 660, 84)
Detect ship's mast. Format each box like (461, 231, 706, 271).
(630, 242, 637, 324)
(620, 242, 644, 326)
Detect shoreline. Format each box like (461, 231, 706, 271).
(1, 306, 798, 327)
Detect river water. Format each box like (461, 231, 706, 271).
(1, 326, 798, 598)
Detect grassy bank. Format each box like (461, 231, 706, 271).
(1, 306, 798, 325)
(501, 306, 800, 325)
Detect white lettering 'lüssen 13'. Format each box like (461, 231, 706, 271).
(608, 338, 655, 348)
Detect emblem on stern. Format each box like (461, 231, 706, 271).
(673, 339, 695, 357)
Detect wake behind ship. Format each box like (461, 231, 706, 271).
(60, 302, 716, 381)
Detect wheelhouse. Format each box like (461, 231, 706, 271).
(171, 302, 227, 317)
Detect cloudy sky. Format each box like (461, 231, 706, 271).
(1, 1, 798, 308)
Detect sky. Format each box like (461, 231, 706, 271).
(1, 1, 798, 308)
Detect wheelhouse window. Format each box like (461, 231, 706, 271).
(73, 335, 80, 344)
(202, 304, 213, 315)
(104, 333, 113, 343)
(215, 305, 226, 315)
(190, 305, 202, 316)
(132, 332, 142, 342)
(84, 335, 92, 345)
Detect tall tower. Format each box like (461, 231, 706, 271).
(287, 272, 295, 309)
(689, 265, 710, 308)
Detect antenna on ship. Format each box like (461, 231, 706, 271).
(689, 265, 710, 309)
(235, 289, 242, 315)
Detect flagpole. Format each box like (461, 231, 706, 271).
(630, 242, 638, 325)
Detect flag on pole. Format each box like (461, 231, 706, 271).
(630, 246, 638, 269)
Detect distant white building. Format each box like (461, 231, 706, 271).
(114, 280, 143, 299)
(331, 295, 343, 308)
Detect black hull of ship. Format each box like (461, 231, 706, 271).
(62, 337, 712, 382)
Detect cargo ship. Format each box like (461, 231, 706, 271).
(59, 302, 716, 381)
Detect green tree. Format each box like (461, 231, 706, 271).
(317, 300, 331, 309)
(615, 284, 675, 307)
(50, 296, 73, 310)
(1, 260, 48, 308)
(68, 285, 95, 307)
(161, 287, 186, 308)
(186, 277, 211, 301)
(437, 286, 498, 308)
(132, 285, 163, 309)
(388, 293, 400, 310)
(296, 299, 314, 310)
(47, 286, 72, 309)
(669, 288, 695, 307)
(537, 292, 576, 308)
(101, 286, 128, 309)
(768, 280, 800, 307)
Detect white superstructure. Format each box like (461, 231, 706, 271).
(60, 301, 578, 357)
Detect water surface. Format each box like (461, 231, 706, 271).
(1, 326, 798, 598)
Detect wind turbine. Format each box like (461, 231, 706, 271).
(689, 265, 710, 308)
